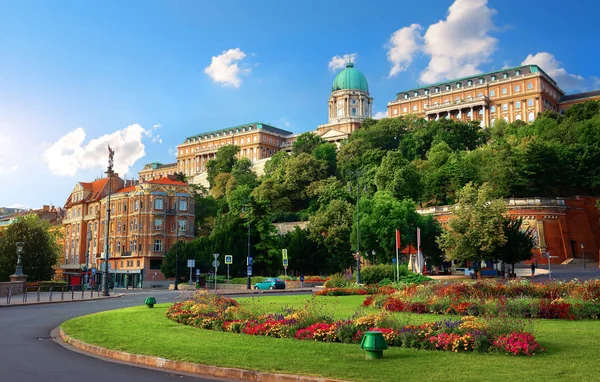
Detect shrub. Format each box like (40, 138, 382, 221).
(359, 264, 395, 285)
(230, 277, 265, 285)
(324, 273, 350, 288)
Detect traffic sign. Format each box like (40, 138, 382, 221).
(299, 275, 305, 282)
(225, 255, 233, 264)
(92, 268, 97, 274)
(212, 260, 220, 268)
(392, 258, 397, 264)
(283, 258, 288, 266)
(247, 265, 253, 276)
(247, 257, 253, 266)
(282, 249, 288, 259)
(213, 253, 220, 259)
(196, 269, 200, 275)
(187, 259, 195, 268)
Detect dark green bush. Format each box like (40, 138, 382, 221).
(229, 277, 266, 285)
(324, 273, 349, 288)
(359, 264, 395, 285)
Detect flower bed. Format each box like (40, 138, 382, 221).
(165, 291, 544, 356)
(362, 279, 600, 320)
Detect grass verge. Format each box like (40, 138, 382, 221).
(61, 295, 600, 382)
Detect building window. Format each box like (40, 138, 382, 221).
(393, 109, 398, 115)
(455, 97, 460, 102)
(154, 218, 163, 231)
(467, 111, 472, 117)
(516, 70, 521, 76)
(527, 83, 533, 90)
(502, 88, 507, 95)
(116, 241, 121, 253)
(413, 105, 417, 111)
(424, 89, 429, 95)
(456, 82, 461, 88)
(153, 240, 162, 252)
(479, 78, 484, 84)
(528, 112, 535, 122)
(490, 90, 495, 97)
(403, 107, 407, 113)
(179, 199, 187, 211)
(269, 138, 273, 144)
(467, 80, 473, 86)
(502, 104, 508, 111)
(404, 94, 408, 99)
(337, 108, 343, 116)
(352, 107, 357, 116)
(445, 85, 451, 91)
(514, 85, 520, 92)
(154, 198, 163, 210)
(491, 118, 496, 125)
(515, 101, 521, 109)
(479, 109, 484, 115)
(516, 114, 522, 120)
(435, 87, 439, 93)
(528, 99, 534, 107)
(491, 106, 496, 113)
(434, 102, 439, 106)
(414, 91, 419, 97)
(137, 260, 140, 267)
(179, 219, 186, 232)
(491, 75, 496, 81)
(504, 116, 509, 122)
(503, 73, 508, 79)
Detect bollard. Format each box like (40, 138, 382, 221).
(49, 286, 53, 302)
(61, 286, 65, 301)
(37, 286, 41, 302)
(90, 285, 93, 298)
(71, 285, 75, 300)
(6, 286, 13, 304)
(360, 331, 388, 360)
(81, 286, 84, 299)
(23, 286, 28, 303)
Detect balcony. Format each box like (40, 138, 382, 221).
(425, 95, 489, 115)
(165, 209, 176, 215)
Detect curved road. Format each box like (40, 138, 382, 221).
(0, 290, 226, 382)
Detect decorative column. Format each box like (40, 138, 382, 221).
(482, 105, 488, 128)
(470, 107, 474, 121)
(509, 101, 514, 123)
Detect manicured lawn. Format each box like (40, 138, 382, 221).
(61, 295, 600, 382)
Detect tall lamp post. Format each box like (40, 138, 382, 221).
(102, 146, 115, 297)
(15, 242, 25, 276)
(581, 242, 586, 269)
(174, 208, 180, 291)
(243, 205, 252, 290)
(347, 170, 366, 284)
(84, 228, 91, 286)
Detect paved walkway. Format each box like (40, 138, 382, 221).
(0, 289, 120, 307)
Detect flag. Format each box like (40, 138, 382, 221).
(417, 227, 421, 249)
(396, 229, 401, 249)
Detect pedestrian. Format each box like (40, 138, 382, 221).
(531, 262, 536, 277)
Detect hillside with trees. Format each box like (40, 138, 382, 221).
(162, 101, 600, 280)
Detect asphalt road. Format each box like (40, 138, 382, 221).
(0, 290, 229, 382)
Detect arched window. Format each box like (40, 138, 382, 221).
(516, 114, 522, 120)
(528, 112, 535, 122)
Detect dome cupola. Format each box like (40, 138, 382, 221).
(332, 62, 369, 93)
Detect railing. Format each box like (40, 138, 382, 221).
(425, 96, 489, 113)
(9, 284, 102, 305)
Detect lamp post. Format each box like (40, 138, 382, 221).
(15, 242, 25, 276)
(174, 208, 180, 291)
(347, 170, 366, 284)
(84, 228, 91, 286)
(102, 146, 115, 297)
(243, 205, 251, 290)
(371, 249, 376, 265)
(581, 242, 585, 269)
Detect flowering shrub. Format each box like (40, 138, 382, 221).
(315, 287, 374, 296)
(362, 280, 600, 320)
(493, 332, 544, 356)
(165, 296, 544, 356)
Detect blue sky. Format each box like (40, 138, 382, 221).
(1, 0, 599, 209)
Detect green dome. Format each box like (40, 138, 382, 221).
(332, 63, 369, 93)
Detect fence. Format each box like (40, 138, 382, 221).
(4, 284, 102, 305)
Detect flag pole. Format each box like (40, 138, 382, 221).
(395, 229, 400, 282)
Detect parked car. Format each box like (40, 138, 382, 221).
(253, 278, 286, 290)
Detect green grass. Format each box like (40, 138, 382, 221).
(61, 295, 600, 382)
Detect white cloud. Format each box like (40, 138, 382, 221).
(386, 24, 422, 78)
(0, 131, 19, 174)
(419, 0, 497, 84)
(42, 124, 154, 177)
(328, 54, 357, 71)
(9, 203, 30, 210)
(204, 48, 251, 88)
(373, 111, 388, 119)
(521, 52, 585, 91)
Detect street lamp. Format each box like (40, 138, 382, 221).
(371, 249, 376, 265)
(174, 209, 180, 291)
(581, 242, 585, 269)
(84, 228, 91, 286)
(14, 242, 25, 276)
(242, 205, 252, 290)
(102, 146, 115, 297)
(347, 169, 366, 284)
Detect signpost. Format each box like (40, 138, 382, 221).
(542, 251, 558, 280)
(282, 249, 288, 277)
(212, 254, 220, 290)
(187, 259, 195, 285)
(225, 255, 232, 284)
(300, 274, 304, 289)
(247, 256, 253, 279)
(195, 268, 200, 284)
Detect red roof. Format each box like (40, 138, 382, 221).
(400, 244, 418, 255)
(146, 177, 187, 186)
(88, 178, 110, 202)
(116, 186, 137, 194)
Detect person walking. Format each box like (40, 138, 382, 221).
(530, 262, 536, 277)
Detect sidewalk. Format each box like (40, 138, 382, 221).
(0, 289, 122, 307)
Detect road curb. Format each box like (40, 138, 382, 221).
(57, 326, 347, 382)
(0, 293, 123, 308)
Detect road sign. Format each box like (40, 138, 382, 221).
(213, 253, 220, 260)
(392, 257, 397, 264)
(300, 275, 305, 282)
(92, 268, 97, 274)
(247, 257, 253, 266)
(212, 260, 220, 268)
(282, 249, 288, 259)
(196, 269, 200, 275)
(283, 258, 288, 266)
(225, 255, 233, 264)
(247, 265, 253, 276)
(187, 259, 195, 268)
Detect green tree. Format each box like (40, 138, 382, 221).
(437, 182, 507, 263)
(0, 215, 61, 281)
(375, 151, 421, 202)
(206, 145, 240, 187)
(282, 153, 328, 201)
(494, 217, 535, 275)
(263, 150, 290, 182)
(292, 132, 324, 155)
(312, 142, 337, 176)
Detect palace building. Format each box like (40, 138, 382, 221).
(61, 175, 194, 288)
(387, 65, 600, 126)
